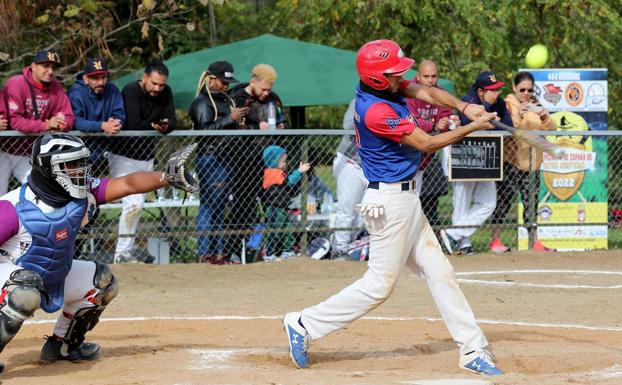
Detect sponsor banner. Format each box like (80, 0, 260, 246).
(517, 68, 608, 251)
(527, 69, 608, 112)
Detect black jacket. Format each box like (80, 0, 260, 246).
(189, 87, 239, 131)
(189, 87, 243, 158)
(227, 83, 288, 130)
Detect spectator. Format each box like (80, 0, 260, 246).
(0, 50, 73, 195)
(331, 99, 368, 259)
(228, 64, 288, 130)
(189, 61, 248, 264)
(489, 71, 556, 253)
(262, 145, 310, 261)
(0, 92, 7, 131)
(68, 57, 125, 175)
(406, 60, 457, 224)
(109, 61, 176, 263)
(440, 71, 512, 256)
(227, 64, 287, 258)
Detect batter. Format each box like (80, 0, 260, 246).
(282, 39, 502, 376)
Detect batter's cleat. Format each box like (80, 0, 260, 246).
(459, 348, 503, 376)
(439, 230, 455, 254)
(282, 312, 309, 368)
(40, 336, 102, 363)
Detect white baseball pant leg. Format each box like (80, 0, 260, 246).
(107, 153, 154, 256)
(0, 260, 100, 338)
(300, 186, 488, 354)
(52, 260, 99, 336)
(0, 152, 32, 195)
(446, 181, 496, 242)
(333, 153, 367, 253)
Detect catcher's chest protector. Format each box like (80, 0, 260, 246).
(15, 185, 86, 313)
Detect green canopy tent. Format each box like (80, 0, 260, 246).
(114, 34, 456, 127)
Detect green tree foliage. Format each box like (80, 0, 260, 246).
(266, 0, 621, 125)
(0, 0, 619, 125)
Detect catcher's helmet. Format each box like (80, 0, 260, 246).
(31, 133, 91, 199)
(356, 39, 414, 90)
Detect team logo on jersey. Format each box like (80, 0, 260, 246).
(55, 228, 69, 241)
(90, 177, 101, 188)
(385, 116, 401, 130)
(8, 100, 18, 111)
(354, 111, 360, 123)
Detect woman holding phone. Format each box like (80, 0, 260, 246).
(489, 71, 557, 253)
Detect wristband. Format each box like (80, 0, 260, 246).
(460, 103, 469, 114)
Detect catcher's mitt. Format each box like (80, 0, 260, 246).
(164, 143, 198, 194)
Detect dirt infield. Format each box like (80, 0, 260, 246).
(4, 250, 622, 385)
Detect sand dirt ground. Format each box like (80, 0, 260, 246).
(3, 250, 622, 385)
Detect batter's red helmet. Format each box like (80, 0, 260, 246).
(356, 39, 414, 90)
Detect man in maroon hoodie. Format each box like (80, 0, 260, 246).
(0, 50, 74, 195)
(406, 60, 457, 225)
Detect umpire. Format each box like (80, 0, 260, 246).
(282, 39, 503, 376)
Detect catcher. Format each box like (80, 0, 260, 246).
(0, 133, 196, 373)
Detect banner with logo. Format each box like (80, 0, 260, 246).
(517, 68, 608, 251)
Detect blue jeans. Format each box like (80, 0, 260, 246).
(196, 153, 231, 257)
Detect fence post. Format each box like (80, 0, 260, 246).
(300, 136, 309, 254)
(527, 147, 538, 249)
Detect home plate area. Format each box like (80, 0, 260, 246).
(6, 252, 622, 385)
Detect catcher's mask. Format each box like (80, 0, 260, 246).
(31, 133, 92, 199)
(356, 39, 414, 90)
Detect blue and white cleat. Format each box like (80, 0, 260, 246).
(459, 348, 503, 376)
(282, 311, 309, 368)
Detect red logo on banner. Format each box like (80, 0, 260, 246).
(55, 229, 69, 241)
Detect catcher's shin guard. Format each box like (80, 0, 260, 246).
(67, 262, 118, 349)
(0, 269, 44, 371)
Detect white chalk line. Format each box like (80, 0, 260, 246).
(24, 314, 622, 332)
(456, 269, 622, 289)
(569, 364, 622, 381)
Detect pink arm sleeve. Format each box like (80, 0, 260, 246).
(0, 201, 19, 245)
(90, 178, 110, 205)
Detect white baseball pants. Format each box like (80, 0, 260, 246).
(445, 181, 496, 242)
(300, 184, 489, 355)
(0, 152, 31, 195)
(332, 153, 368, 253)
(107, 153, 154, 257)
(0, 260, 98, 337)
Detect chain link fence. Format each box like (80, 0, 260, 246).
(1, 129, 621, 263)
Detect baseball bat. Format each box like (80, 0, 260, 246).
(490, 119, 566, 159)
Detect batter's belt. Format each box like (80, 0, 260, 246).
(367, 180, 416, 192)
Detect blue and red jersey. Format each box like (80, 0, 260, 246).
(353, 85, 421, 183)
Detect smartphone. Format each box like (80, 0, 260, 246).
(525, 102, 544, 114)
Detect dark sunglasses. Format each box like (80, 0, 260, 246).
(519, 88, 534, 93)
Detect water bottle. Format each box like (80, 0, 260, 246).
(321, 192, 334, 214)
(267, 101, 277, 130)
